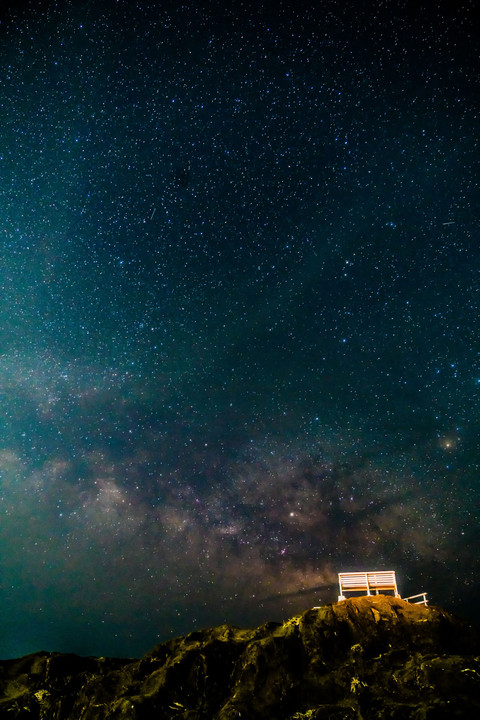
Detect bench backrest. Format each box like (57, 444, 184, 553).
(338, 571, 398, 596)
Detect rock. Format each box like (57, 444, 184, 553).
(1, 596, 479, 718)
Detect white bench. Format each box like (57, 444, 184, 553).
(338, 571, 400, 601)
(338, 571, 427, 605)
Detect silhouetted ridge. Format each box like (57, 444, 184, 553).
(1, 596, 479, 718)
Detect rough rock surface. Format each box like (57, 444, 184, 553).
(1, 596, 479, 718)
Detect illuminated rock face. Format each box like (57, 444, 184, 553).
(1, 596, 479, 719)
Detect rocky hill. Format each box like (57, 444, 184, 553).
(1, 596, 479, 719)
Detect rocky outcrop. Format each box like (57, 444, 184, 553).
(1, 596, 479, 718)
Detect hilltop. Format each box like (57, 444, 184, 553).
(1, 596, 479, 718)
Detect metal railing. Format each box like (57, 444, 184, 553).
(403, 592, 428, 605)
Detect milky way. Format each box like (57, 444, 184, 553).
(1, 0, 479, 659)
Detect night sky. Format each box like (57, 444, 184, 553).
(1, 0, 479, 660)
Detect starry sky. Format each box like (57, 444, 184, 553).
(1, 0, 479, 659)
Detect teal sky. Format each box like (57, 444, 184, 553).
(1, 0, 479, 659)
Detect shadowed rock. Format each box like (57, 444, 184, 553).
(1, 596, 479, 718)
